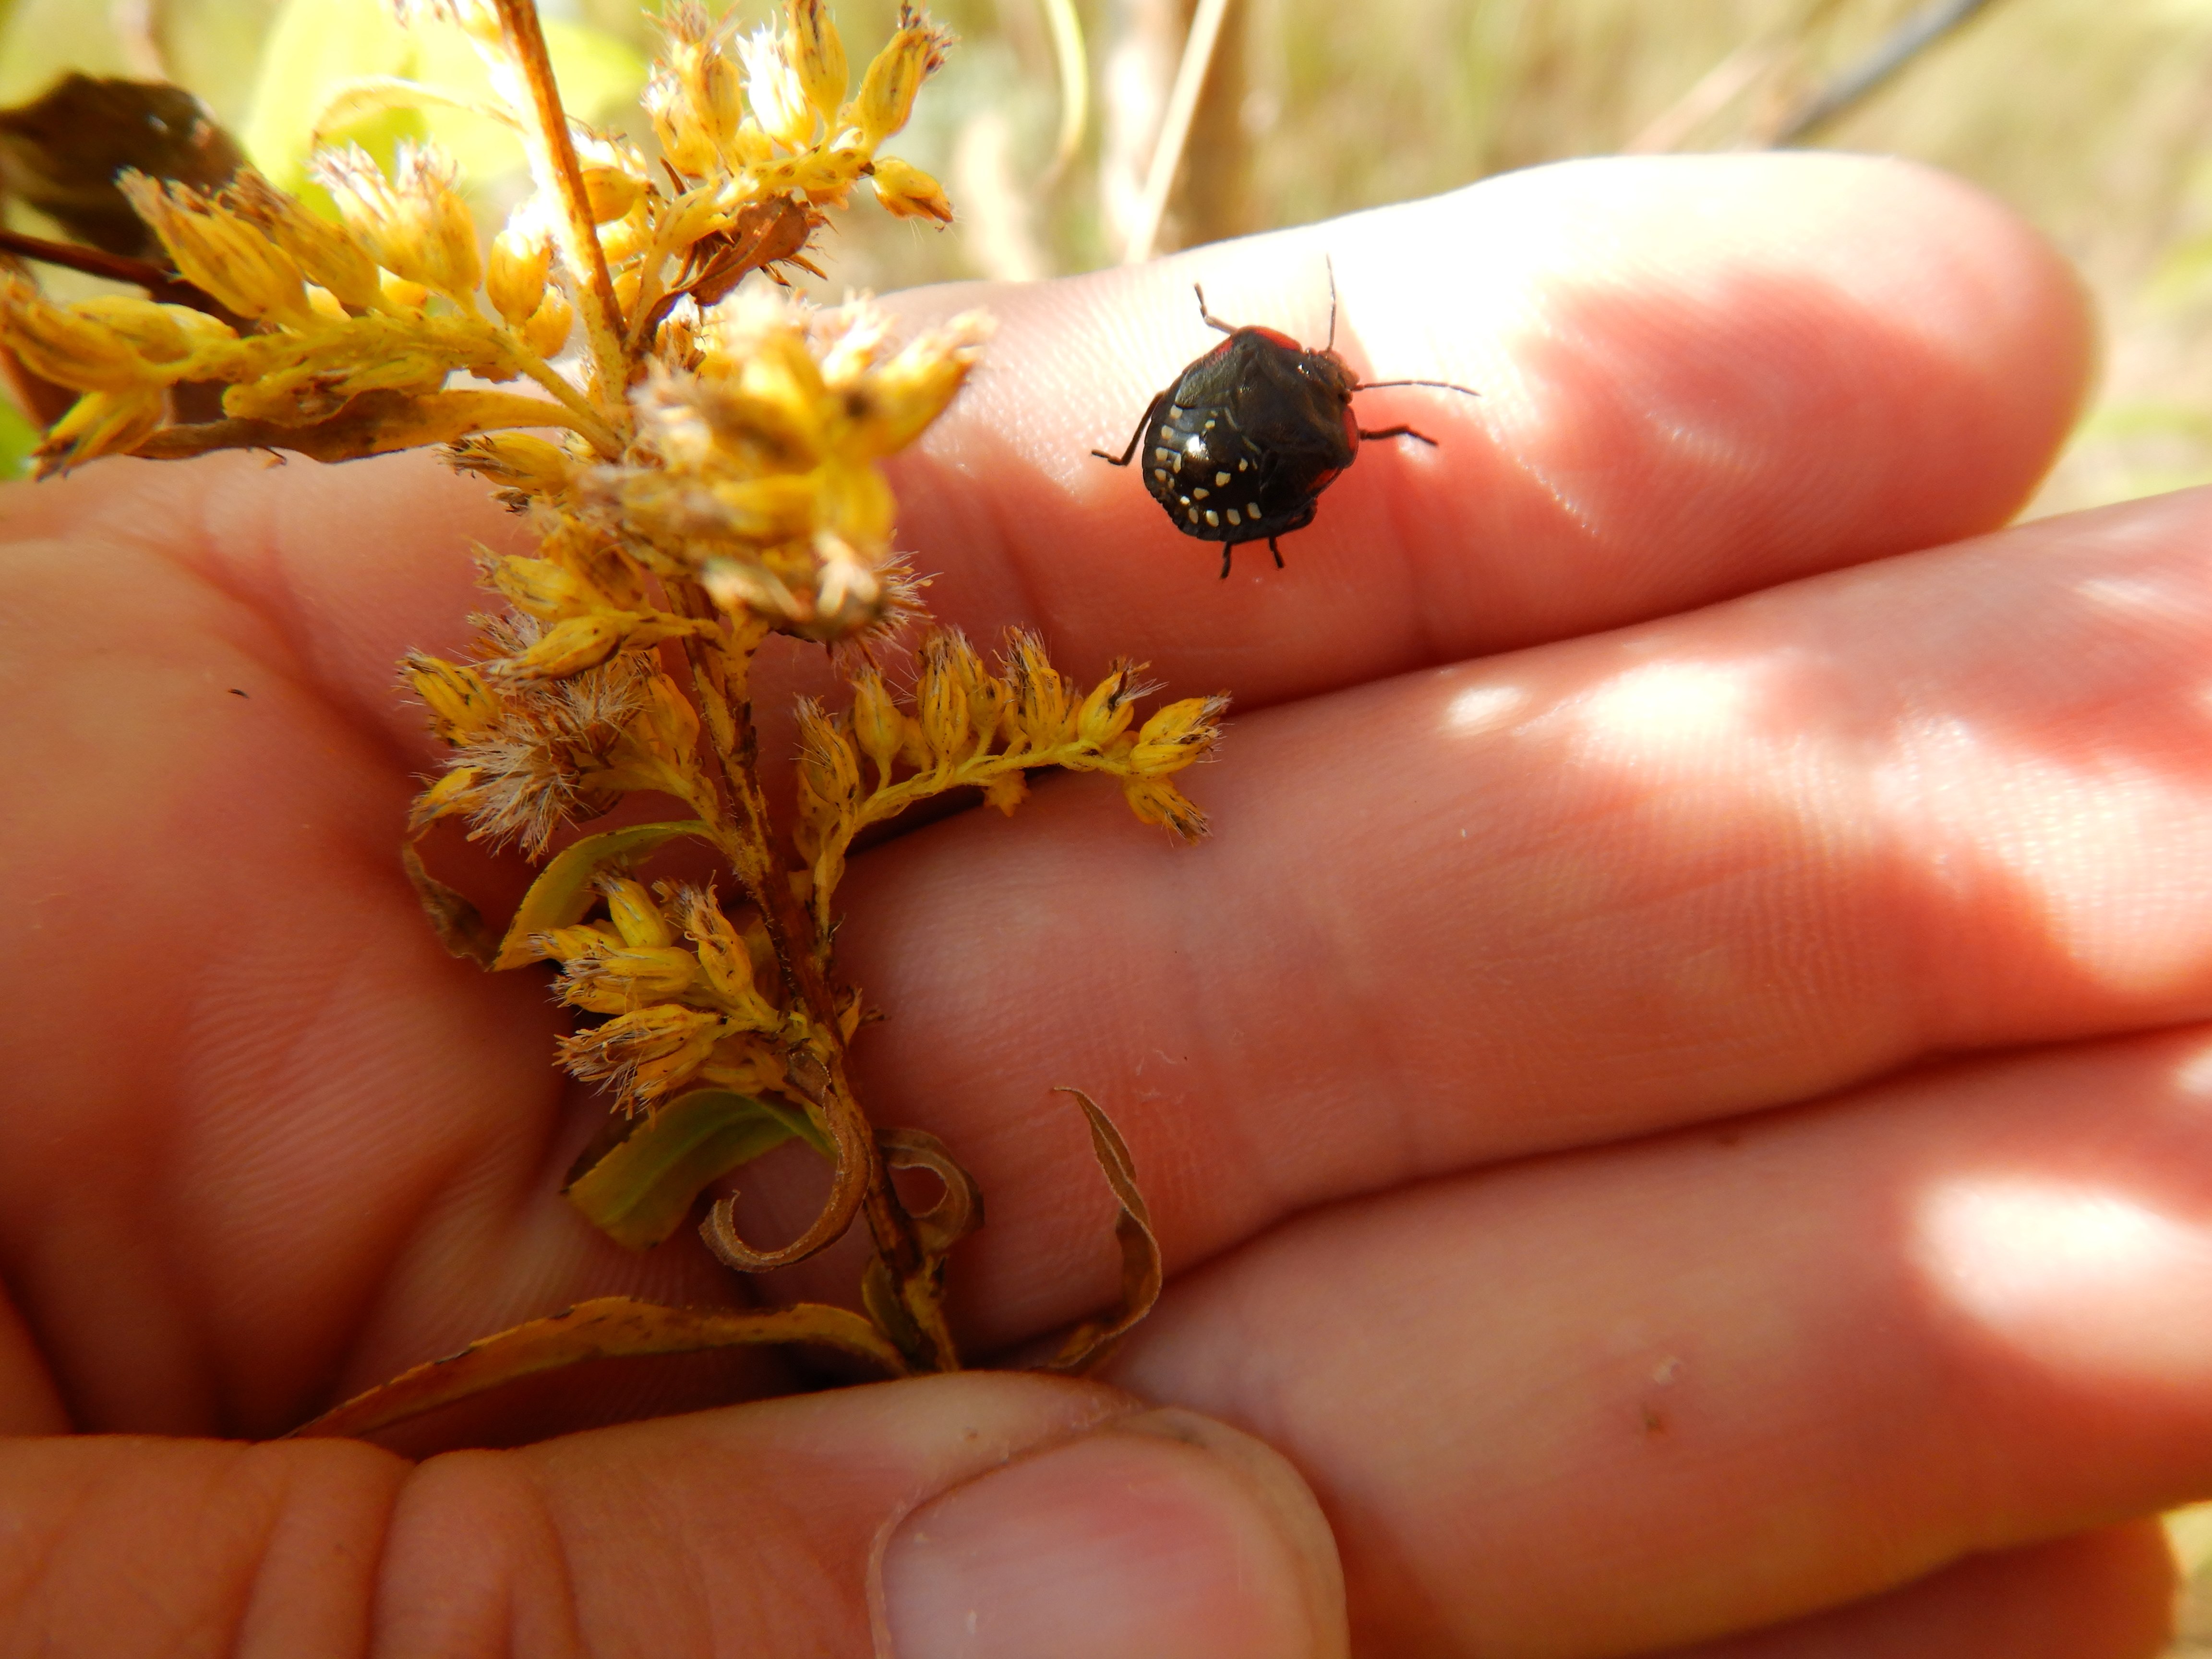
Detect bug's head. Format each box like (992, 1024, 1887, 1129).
(1296, 345, 1361, 406)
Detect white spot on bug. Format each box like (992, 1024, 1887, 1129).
(1153, 447, 1173, 462)
(1153, 469, 1168, 481)
(1238, 457, 1250, 470)
(1178, 495, 1191, 506)
(1193, 487, 1209, 500)
(1186, 507, 1199, 522)
(1205, 509, 1220, 527)
(1203, 418, 1216, 430)
(1158, 425, 1174, 442)
(1226, 508, 1241, 525)
(1214, 471, 1230, 486)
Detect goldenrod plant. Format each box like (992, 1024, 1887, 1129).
(0, 0, 1211, 1432)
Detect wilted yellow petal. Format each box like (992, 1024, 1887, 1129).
(402, 653, 502, 744)
(487, 218, 552, 327)
(120, 173, 315, 326)
(787, 0, 849, 123)
(226, 170, 384, 312)
(850, 4, 950, 146)
(869, 156, 951, 224)
(0, 282, 159, 394)
(1129, 694, 1228, 776)
(34, 388, 164, 472)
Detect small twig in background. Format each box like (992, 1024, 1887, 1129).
(1121, 0, 1232, 264)
(1038, 0, 1090, 185)
(1624, 38, 1786, 155)
(1766, 0, 2004, 147)
(109, 0, 167, 82)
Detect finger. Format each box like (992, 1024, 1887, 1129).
(886, 151, 2090, 704)
(1106, 1024, 2212, 1657)
(0, 1376, 1348, 1659)
(0, 152, 2090, 762)
(1649, 1524, 2174, 1659)
(827, 487, 2212, 1341)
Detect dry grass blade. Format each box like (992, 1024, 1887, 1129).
(1037, 0, 1089, 183)
(1122, 0, 1233, 263)
(1037, 1088, 1162, 1374)
(287, 1297, 910, 1440)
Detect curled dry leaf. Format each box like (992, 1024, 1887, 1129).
(860, 1126, 988, 1369)
(879, 1126, 985, 1259)
(287, 1296, 909, 1441)
(400, 842, 496, 965)
(1036, 1088, 1163, 1375)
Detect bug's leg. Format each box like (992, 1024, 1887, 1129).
(1092, 391, 1168, 465)
(1358, 425, 1437, 446)
(1268, 536, 1284, 568)
(1218, 542, 1235, 580)
(1194, 283, 1236, 335)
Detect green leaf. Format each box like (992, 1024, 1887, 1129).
(0, 397, 35, 481)
(238, 0, 647, 191)
(491, 818, 709, 969)
(238, 0, 413, 188)
(565, 1089, 827, 1250)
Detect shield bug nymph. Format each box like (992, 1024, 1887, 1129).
(1092, 278, 1477, 578)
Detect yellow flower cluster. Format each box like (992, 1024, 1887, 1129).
(645, 0, 953, 226)
(402, 622, 714, 855)
(588, 289, 987, 639)
(534, 878, 848, 1116)
(794, 629, 1229, 930)
(0, 0, 954, 480)
(0, 156, 601, 474)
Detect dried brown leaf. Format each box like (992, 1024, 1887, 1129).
(1036, 1088, 1162, 1375)
(0, 76, 242, 260)
(287, 1296, 908, 1441)
(880, 1126, 984, 1260)
(129, 388, 580, 465)
(401, 842, 496, 965)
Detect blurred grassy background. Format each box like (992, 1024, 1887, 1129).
(6, 0, 2212, 1635)
(8, 0, 2212, 508)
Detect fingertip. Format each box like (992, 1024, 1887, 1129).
(881, 1405, 1347, 1659)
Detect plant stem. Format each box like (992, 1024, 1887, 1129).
(668, 582, 957, 1372)
(491, 0, 631, 409)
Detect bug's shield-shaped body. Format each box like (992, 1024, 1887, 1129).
(1140, 327, 1360, 550)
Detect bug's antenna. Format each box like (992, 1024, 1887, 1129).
(1324, 256, 1337, 352)
(1353, 377, 1480, 397)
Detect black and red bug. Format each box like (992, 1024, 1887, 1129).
(1092, 278, 1476, 578)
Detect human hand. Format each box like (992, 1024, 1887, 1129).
(2, 149, 2188, 1658)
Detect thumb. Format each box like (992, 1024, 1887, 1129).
(1, 1372, 1349, 1659)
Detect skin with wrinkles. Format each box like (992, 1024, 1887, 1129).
(6, 150, 2207, 1658)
